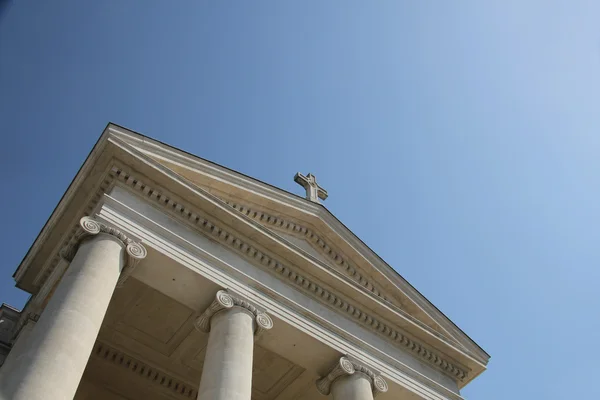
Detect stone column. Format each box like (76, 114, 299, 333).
(0, 217, 146, 400)
(194, 290, 273, 400)
(316, 357, 388, 400)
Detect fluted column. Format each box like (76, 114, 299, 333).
(0, 217, 146, 400)
(316, 357, 388, 400)
(194, 290, 273, 400)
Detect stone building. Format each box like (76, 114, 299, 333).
(0, 124, 489, 400)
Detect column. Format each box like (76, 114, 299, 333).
(316, 357, 388, 400)
(0, 217, 146, 400)
(194, 290, 273, 400)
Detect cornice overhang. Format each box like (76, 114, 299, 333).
(12, 123, 489, 388)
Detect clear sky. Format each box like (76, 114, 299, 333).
(1, 1, 599, 398)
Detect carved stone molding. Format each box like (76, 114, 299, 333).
(316, 356, 388, 397)
(60, 216, 147, 286)
(194, 290, 274, 336)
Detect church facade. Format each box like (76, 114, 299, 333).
(0, 124, 489, 400)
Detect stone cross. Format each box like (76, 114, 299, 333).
(294, 172, 328, 203)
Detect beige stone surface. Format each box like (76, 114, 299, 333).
(196, 308, 255, 400)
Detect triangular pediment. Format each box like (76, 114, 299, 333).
(104, 125, 486, 359)
(12, 123, 488, 392)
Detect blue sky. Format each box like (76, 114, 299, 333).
(2, 1, 600, 398)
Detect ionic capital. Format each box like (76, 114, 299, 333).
(60, 216, 147, 286)
(194, 290, 273, 336)
(316, 356, 388, 397)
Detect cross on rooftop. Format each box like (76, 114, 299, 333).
(294, 172, 328, 203)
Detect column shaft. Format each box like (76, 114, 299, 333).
(196, 308, 255, 400)
(0, 234, 125, 400)
(331, 373, 374, 400)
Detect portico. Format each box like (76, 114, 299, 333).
(0, 123, 489, 400)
